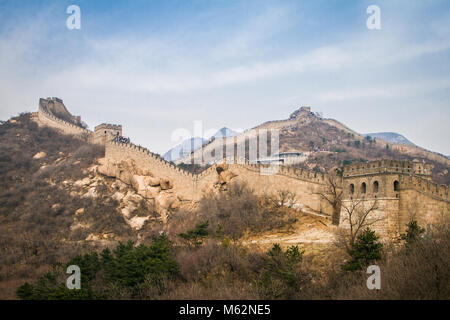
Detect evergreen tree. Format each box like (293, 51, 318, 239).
(179, 220, 209, 246)
(342, 228, 383, 271)
(399, 220, 425, 244)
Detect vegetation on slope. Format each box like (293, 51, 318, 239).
(0, 113, 135, 298)
(16, 216, 450, 300)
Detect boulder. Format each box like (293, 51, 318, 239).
(98, 158, 118, 178)
(132, 175, 162, 198)
(33, 151, 46, 159)
(118, 169, 134, 185)
(111, 180, 128, 192)
(131, 175, 147, 193)
(218, 170, 237, 185)
(159, 178, 173, 190)
(216, 163, 229, 174)
(112, 192, 125, 202)
(147, 177, 161, 187)
(155, 193, 178, 211)
(74, 177, 91, 188)
(128, 216, 150, 230)
(144, 186, 160, 198)
(142, 169, 153, 176)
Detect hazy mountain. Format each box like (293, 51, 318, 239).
(163, 137, 206, 162)
(212, 127, 238, 138)
(163, 128, 237, 162)
(364, 132, 414, 145)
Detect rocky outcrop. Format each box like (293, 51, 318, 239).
(97, 157, 178, 219)
(215, 163, 237, 191)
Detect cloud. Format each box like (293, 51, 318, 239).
(315, 78, 450, 102)
(1, 1, 449, 154)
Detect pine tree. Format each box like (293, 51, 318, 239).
(399, 220, 425, 244)
(179, 220, 209, 246)
(342, 228, 383, 271)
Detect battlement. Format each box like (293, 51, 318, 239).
(95, 123, 122, 131)
(45, 97, 63, 103)
(343, 160, 432, 178)
(400, 175, 449, 201)
(107, 141, 196, 178)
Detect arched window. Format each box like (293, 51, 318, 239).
(361, 182, 367, 194)
(373, 181, 379, 193)
(349, 184, 355, 194)
(394, 180, 400, 192)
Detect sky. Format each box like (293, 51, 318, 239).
(0, 0, 449, 155)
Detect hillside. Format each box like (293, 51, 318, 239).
(364, 132, 414, 145)
(0, 112, 330, 298)
(177, 107, 450, 184)
(0, 113, 164, 298)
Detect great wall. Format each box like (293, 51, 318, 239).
(33, 97, 449, 238)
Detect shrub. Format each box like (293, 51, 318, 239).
(178, 221, 209, 246)
(259, 244, 307, 299)
(16, 235, 179, 299)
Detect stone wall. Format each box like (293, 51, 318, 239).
(37, 98, 93, 140)
(105, 141, 333, 214)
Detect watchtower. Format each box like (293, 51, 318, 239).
(94, 123, 122, 145)
(339, 160, 434, 239)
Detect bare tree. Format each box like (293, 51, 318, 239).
(313, 170, 343, 225)
(276, 189, 297, 208)
(339, 196, 382, 245)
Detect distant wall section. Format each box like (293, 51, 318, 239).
(37, 97, 93, 139)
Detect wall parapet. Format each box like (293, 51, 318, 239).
(107, 141, 196, 179)
(106, 141, 332, 187)
(38, 99, 92, 137)
(344, 160, 432, 178)
(400, 175, 449, 202)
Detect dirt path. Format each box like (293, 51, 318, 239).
(243, 211, 336, 246)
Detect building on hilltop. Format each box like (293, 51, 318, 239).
(256, 152, 308, 165)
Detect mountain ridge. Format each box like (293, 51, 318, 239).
(364, 132, 414, 146)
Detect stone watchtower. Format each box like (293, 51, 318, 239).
(340, 160, 434, 238)
(93, 123, 122, 145)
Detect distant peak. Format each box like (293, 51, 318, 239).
(289, 106, 314, 120)
(212, 127, 237, 138)
(364, 132, 414, 145)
